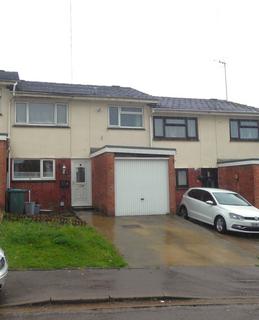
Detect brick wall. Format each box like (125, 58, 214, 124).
(0, 140, 7, 209)
(176, 168, 202, 208)
(92, 153, 115, 216)
(168, 156, 176, 214)
(253, 165, 259, 208)
(218, 165, 256, 206)
(11, 159, 71, 211)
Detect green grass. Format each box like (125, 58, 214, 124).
(0, 220, 127, 270)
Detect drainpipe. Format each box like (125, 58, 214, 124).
(149, 109, 154, 147)
(7, 81, 18, 188)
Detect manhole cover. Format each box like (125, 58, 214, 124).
(121, 224, 142, 229)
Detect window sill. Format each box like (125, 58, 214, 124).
(13, 124, 70, 128)
(230, 139, 259, 142)
(176, 186, 189, 190)
(108, 127, 145, 131)
(153, 137, 199, 141)
(12, 179, 56, 182)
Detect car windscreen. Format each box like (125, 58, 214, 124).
(212, 192, 251, 206)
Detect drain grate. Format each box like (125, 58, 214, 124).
(121, 224, 142, 229)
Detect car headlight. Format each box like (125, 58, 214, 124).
(229, 212, 244, 220)
(0, 256, 5, 269)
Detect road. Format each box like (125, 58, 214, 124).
(1, 303, 259, 320)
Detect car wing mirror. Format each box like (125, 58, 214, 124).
(206, 200, 214, 205)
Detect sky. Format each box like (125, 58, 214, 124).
(1, 0, 259, 107)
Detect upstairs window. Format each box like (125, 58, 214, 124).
(109, 106, 143, 128)
(230, 119, 259, 141)
(154, 117, 198, 140)
(13, 159, 55, 180)
(15, 102, 68, 126)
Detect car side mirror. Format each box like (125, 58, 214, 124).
(206, 200, 214, 205)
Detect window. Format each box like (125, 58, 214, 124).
(188, 189, 203, 201)
(213, 192, 251, 206)
(13, 159, 55, 180)
(109, 106, 143, 128)
(176, 169, 188, 188)
(202, 191, 216, 204)
(15, 102, 68, 126)
(154, 117, 198, 140)
(76, 167, 86, 183)
(230, 119, 259, 141)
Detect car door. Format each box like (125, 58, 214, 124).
(185, 189, 204, 220)
(198, 190, 217, 225)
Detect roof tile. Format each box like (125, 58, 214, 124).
(16, 80, 156, 101)
(0, 70, 19, 81)
(156, 97, 259, 114)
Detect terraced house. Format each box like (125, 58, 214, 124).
(1, 70, 259, 216)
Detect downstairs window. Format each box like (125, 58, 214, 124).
(13, 159, 55, 180)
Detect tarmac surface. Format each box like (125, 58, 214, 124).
(1, 267, 259, 307)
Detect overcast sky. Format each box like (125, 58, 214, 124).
(1, 0, 259, 106)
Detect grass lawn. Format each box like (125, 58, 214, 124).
(0, 219, 127, 270)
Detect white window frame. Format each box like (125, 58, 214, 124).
(108, 106, 144, 129)
(15, 102, 69, 126)
(12, 159, 56, 181)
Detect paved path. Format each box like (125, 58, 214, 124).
(1, 267, 259, 307)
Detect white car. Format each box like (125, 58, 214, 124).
(179, 188, 259, 234)
(0, 248, 8, 289)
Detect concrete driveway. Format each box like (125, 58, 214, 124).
(77, 212, 259, 267)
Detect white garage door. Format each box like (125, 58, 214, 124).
(115, 159, 169, 216)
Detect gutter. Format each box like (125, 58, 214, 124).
(13, 92, 158, 105)
(151, 108, 259, 117)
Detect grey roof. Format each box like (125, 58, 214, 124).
(156, 97, 259, 114)
(15, 80, 156, 101)
(0, 70, 19, 82)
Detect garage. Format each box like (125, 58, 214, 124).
(91, 146, 176, 216)
(115, 158, 169, 216)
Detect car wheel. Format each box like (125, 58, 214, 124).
(179, 206, 189, 220)
(215, 216, 227, 234)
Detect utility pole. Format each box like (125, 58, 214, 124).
(218, 60, 228, 100)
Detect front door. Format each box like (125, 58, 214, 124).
(71, 159, 92, 207)
(200, 168, 218, 188)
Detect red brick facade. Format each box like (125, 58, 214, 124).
(0, 140, 7, 209)
(92, 153, 177, 216)
(168, 156, 176, 214)
(218, 164, 259, 207)
(91, 153, 115, 216)
(176, 168, 202, 208)
(11, 159, 71, 211)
